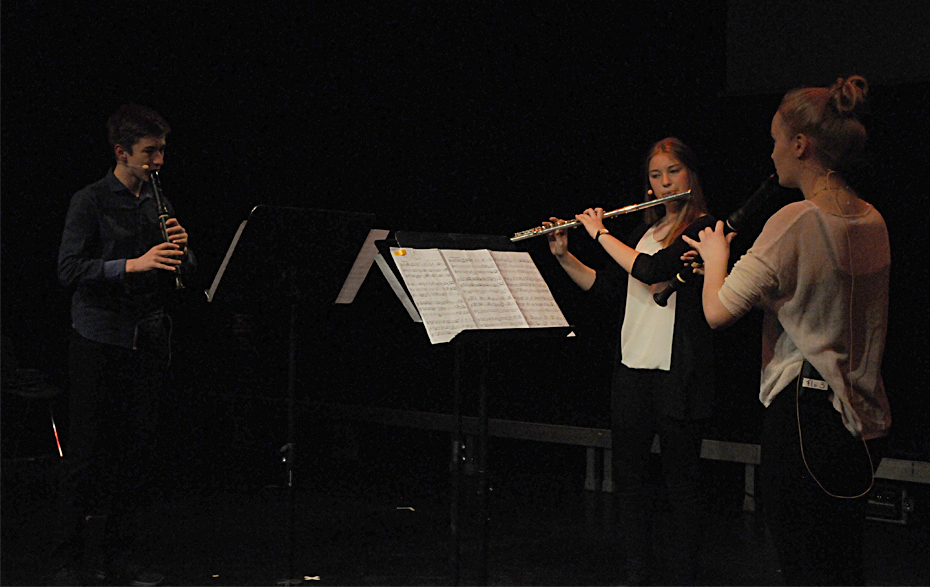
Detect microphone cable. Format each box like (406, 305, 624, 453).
(795, 170, 875, 500)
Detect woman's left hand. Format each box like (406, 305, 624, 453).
(574, 208, 606, 239)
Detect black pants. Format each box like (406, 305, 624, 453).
(612, 367, 705, 584)
(54, 323, 168, 566)
(760, 382, 884, 586)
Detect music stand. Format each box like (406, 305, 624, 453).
(379, 232, 573, 585)
(207, 205, 375, 585)
(449, 327, 572, 586)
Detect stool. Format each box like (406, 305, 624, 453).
(2, 368, 64, 461)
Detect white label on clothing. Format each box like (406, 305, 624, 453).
(802, 377, 829, 391)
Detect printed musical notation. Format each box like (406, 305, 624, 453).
(390, 248, 568, 344)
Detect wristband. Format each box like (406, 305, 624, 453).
(594, 228, 610, 242)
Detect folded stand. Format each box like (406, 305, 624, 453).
(207, 205, 375, 585)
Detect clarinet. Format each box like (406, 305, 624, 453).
(148, 169, 185, 290)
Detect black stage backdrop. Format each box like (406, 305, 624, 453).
(3, 2, 928, 479)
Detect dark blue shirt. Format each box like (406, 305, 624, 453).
(58, 169, 196, 349)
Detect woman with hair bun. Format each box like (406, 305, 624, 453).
(684, 76, 890, 585)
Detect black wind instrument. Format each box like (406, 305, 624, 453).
(653, 174, 794, 306)
(148, 169, 185, 290)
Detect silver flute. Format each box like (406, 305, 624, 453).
(510, 189, 691, 242)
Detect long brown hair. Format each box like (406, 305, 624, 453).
(642, 137, 708, 247)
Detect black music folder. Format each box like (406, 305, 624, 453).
(205, 205, 376, 307)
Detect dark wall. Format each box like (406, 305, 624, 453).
(2, 3, 928, 459)
(725, 0, 930, 94)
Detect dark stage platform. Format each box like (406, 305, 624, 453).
(2, 436, 928, 586)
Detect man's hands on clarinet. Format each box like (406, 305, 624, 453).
(164, 217, 189, 252)
(126, 218, 189, 274)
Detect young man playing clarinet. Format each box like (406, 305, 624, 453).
(52, 104, 196, 586)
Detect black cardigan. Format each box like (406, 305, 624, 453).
(588, 215, 716, 420)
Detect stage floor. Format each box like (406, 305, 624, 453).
(3, 440, 928, 586)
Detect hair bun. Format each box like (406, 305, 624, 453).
(830, 75, 869, 116)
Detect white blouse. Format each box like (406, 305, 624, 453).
(621, 225, 677, 371)
(719, 200, 891, 439)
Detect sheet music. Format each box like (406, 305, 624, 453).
(391, 248, 477, 344)
(373, 253, 422, 322)
(490, 250, 570, 328)
(335, 229, 391, 304)
(205, 220, 248, 303)
(440, 249, 528, 330)
(387, 246, 571, 344)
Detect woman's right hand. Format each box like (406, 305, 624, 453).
(681, 222, 735, 270)
(681, 249, 704, 275)
(544, 218, 569, 257)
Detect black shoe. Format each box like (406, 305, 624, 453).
(129, 571, 166, 587)
(120, 563, 166, 587)
(621, 558, 651, 586)
(80, 561, 164, 586)
(47, 566, 82, 586)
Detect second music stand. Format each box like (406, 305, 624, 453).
(207, 204, 375, 584)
